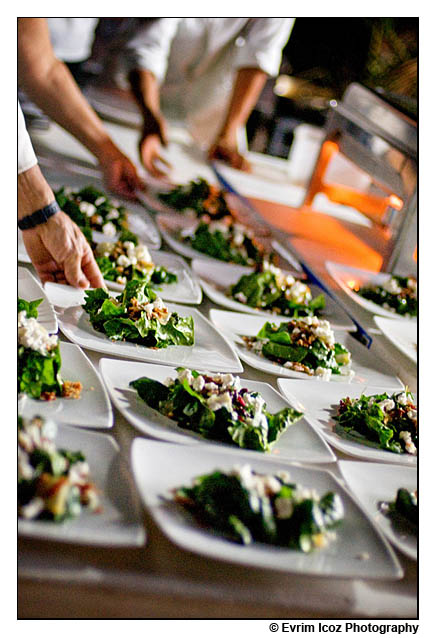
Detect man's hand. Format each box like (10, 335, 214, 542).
(139, 113, 172, 178)
(208, 136, 251, 171)
(22, 211, 105, 289)
(97, 144, 145, 200)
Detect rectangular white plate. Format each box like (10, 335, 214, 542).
(44, 285, 242, 372)
(374, 316, 417, 364)
(19, 424, 145, 546)
(338, 461, 417, 561)
(191, 258, 354, 330)
(18, 267, 57, 333)
(131, 439, 402, 579)
(100, 359, 335, 464)
(105, 249, 202, 304)
(209, 309, 402, 387)
(326, 261, 416, 321)
(19, 341, 113, 429)
(277, 379, 416, 466)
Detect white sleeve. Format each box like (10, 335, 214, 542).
(18, 101, 37, 175)
(125, 18, 182, 83)
(233, 18, 295, 77)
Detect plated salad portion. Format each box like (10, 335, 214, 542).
(173, 464, 344, 551)
(55, 184, 128, 237)
(334, 389, 417, 456)
(130, 368, 303, 452)
(230, 261, 325, 318)
(159, 177, 231, 219)
(18, 415, 100, 522)
(83, 280, 194, 348)
(18, 299, 82, 401)
(384, 488, 418, 528)
(181, 216, 267, 266)
(357, 275, 417, 317)
(243, 317, 352, 380)
(93, 234, 176, 288)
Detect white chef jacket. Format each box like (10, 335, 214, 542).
(124, 18, 294, 145)
(47, 18, 99, 63)
(18, 101, 37, 174)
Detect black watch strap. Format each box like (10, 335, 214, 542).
(18, 201, 61, 230)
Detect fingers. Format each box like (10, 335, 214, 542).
(82, 246, 105, 289)
(63, 251, 90, 289)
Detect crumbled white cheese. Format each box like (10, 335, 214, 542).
(94, 196, 106, 207)
(192, 375, 205, 392)
(399, 430, 417, 455)
(383, 277, 402, 295)
(102, 221, 117, 236)
(377, 398, 395, 413)
(206, 391, 233, 412)
(315, 366, 332, 381)
(79, 201, 96, 217)
(107, 209, 120, 220)
(18, 312, 58, 356)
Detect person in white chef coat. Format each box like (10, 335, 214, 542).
(18, 102, 104, 289)
(123, 18, 294, 177)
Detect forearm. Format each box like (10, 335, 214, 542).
(218, 68, 267, 140)
(129, 68, 161, 117)
(18, 165, 55, 219)
(20, 58, 118, 163)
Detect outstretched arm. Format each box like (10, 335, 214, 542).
(18, 18, 144, 199)
(208, 67, 268, 170)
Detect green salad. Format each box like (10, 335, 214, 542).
(93, 233, 177, 288)
(243, 317, 352, 380)
(83, 280, 194, 348)
(387, 488, 418, 527)
(230, 262, 325, 318)
(55, 185, 129, 237)
(334, 389, 417, 455)
(130, 368, 303, 452)
(159, 177, 231, 219)
(18, 299, 81, 401)
(18, 415, 100, 522)
(358, 275, 417, 317)
(173, 464, 344, 551)
(182, 217, 266, 266)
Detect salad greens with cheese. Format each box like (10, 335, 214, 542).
(173, 464, 344, 551)
(18, 415, 100, 522)
(334, 389, 417, 455)
(387, 488, 418, 527)
(244, 317, 352, 380)
(183, 218, 267, 266)
(55, 185, 129, 237)
(83, 280, 194, 348)
(92, 233, 177, 288)
(358, 275, 417, 317)
(230, 262, 325, 318)
(18, 299, 81, 401)
(159, 177, 231, 219)
(130, 368, 303, 452)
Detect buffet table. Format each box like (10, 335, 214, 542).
(18, 117, 417, 619)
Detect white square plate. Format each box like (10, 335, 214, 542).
(277, 379, 416, 466)
(374, 316, 417, 364)
(44, 285, 242, 372)
(100, 359, 335, 463)
(326, 262, 416, 321)
(19, 341, 113, 429)
(18, 267, 57, 333)
(338, 461, 417, 561)
(209, 309, 402, 387)
(19, 424, 145, 546)
(131, 439, 402, 579)
(105, 250, 202, 304)
(191, 258, 354, 330)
